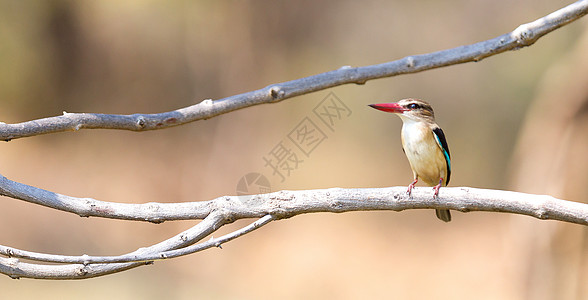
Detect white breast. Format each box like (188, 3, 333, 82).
(400, 118, 447, 186)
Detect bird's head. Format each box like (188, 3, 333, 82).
(368, 98, 435, 122)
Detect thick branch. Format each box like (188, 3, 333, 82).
(1, 185, 587, 279)
(2, 167, 587, 279)
(1, 171, 587, 225)
(0, 0, 586, 141)
(0, 174, 209, 222)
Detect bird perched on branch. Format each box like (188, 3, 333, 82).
(369, 99, 452, 222)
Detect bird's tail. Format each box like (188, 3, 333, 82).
(435, 209, 451, 222)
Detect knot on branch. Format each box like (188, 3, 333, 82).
(144, 202, 166, 223)
(405, 56, 416, 69)
(135, 116, 146, 129)
(512, 24, 537, 47)
(269, 86, 285, 101)
(338, 65, 367, 85)
(75, 266, 90, 277)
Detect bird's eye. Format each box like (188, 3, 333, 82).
(407, 103, 420, 109)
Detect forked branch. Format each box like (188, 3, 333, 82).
(1, 185, 587, 279)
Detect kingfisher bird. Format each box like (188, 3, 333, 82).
(369, 99, 452, 222)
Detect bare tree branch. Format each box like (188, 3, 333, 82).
(1, 1, 588, 280)
(0, 215, 273, 265)
(3, 172, 588, 225)
(0, 174, 209, 222)
(1, 185, 587, 279)
(0, 0, 586, 141)
(0, 211, 228, 279)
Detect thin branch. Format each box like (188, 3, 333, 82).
(0, 211, 227, 280)
(0, 215, 273, 265)
(0, 0, 586, 141)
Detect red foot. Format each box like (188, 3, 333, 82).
(407, 178, 418, 196)
(432, 178, 444, 198)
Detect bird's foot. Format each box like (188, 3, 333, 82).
(432, 178, 443, 199)
(432, 184, 441, 199)
(407, 179, 418, 196)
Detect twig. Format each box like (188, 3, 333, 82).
(0, 215, 273, 265)
(0, 0, 586, 141)
(0, 211, 227, 279)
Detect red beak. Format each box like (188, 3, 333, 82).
(368, 102, 406, 113)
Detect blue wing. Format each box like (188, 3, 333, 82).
(432, 127, 451, 185)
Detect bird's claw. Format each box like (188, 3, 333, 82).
(407, 179, 418, 196)
(432, 182, 442, 199)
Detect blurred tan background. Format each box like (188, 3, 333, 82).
(1, 1, 587, 299)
